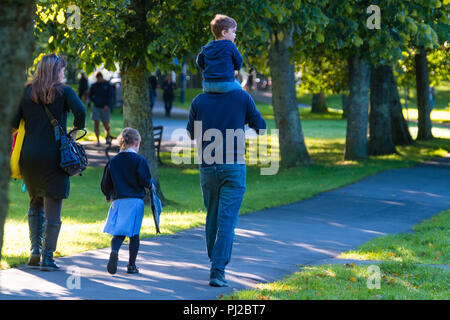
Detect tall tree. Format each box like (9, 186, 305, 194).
(368, 65, 397, 155)
(415, 47, 433, 140)
(388, 66, 413, 145)
(345, 55, 371, 160)
(268, 28, 311, 166)
(322, 0, 444, 159)
(0, 0, 36, 261)
(410, 0, 449, 140)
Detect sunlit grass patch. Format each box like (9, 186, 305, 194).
(221, 262, 449, 300)
(340, 210, 450, 265)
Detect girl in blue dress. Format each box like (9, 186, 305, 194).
(101, 127, 152, 274)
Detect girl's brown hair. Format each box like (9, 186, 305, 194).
(28, 53, 67, 104)
(118, 127, 141, 151)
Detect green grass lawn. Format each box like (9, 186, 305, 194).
(221, 210, 450, 300)
(2, 89, 450, 269)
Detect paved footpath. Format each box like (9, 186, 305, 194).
(1, 155, 449, 300)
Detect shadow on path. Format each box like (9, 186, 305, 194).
(1, 156, 449, 299)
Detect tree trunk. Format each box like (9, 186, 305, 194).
(415, 47, 433, 140)
(0, 0, 36, 262)
(388, 66, 412, 145)
(342, 94, 349, 119)
(121, 65, 165, 201)
(311, 92, 328, 113)
(368, 65, 397, 155)
(268, 29, 311, 167)
(344, 55, 371, 160)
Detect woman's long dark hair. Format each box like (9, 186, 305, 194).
(28, 53, 67, 104)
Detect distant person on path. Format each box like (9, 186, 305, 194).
(101, 127, 152, 275)
(162, 74, 176, 117)
(78, 71, 89, 103)
(12, 54, 86, 271)
(197, 14, 243, 93)
(186, 89, 266, 287)
(89, 71, 113, 145)
(429, 86, 435, 110)
(149, 75, 157, 110)
(245, 68, 255, 92)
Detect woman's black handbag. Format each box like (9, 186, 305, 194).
(43, 104, 88, 176)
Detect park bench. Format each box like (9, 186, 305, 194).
(105, 125, 163, 165)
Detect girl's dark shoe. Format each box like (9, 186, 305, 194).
(107, 251, 119, 274)
(127, 264, 139, 274)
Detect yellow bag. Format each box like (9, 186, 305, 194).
(10, 119, 25, 179)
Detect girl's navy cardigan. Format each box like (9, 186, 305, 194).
(101, 151, 152, 201)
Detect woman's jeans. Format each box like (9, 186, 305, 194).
(202, 80, 243, 93)
(200, 164, 246, 274)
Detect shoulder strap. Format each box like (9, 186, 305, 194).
(42, 104, 63, 142)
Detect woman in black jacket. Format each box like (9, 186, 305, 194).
(12, 54, 86, 271)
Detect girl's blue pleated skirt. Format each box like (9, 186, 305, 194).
(103, 198, 145, 237)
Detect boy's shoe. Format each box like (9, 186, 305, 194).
(107, 251, 118, 275)
(209, 269, 228, 287)
(127, 264, 139, 274)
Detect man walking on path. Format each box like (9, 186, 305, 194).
(187, 89, 266, 287)
(89, 71, 113, 145)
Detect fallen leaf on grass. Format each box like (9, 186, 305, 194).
(349, 277, 357, 282)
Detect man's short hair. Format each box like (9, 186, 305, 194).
(95, 71, 103, 79)
(210, 14, 237, 39)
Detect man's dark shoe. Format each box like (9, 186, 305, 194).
(209, 269, 228, 287)
(127, 264, 139, 274)
(107, 251, 119, 274)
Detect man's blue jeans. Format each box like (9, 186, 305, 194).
(202, 79, 243, 93)
(200, 164, 246, 274)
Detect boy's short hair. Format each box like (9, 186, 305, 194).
(210, 14, 237, 39)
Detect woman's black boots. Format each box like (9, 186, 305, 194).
(27, 208, 45, 266)
(40, 219, 62, 271)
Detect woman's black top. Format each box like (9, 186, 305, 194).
(12, 85, 86, 199)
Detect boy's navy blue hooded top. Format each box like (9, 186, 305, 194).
(101, 151, 152, 200)
(186, 90, 266, 167)
(196, 40, 243, 82)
